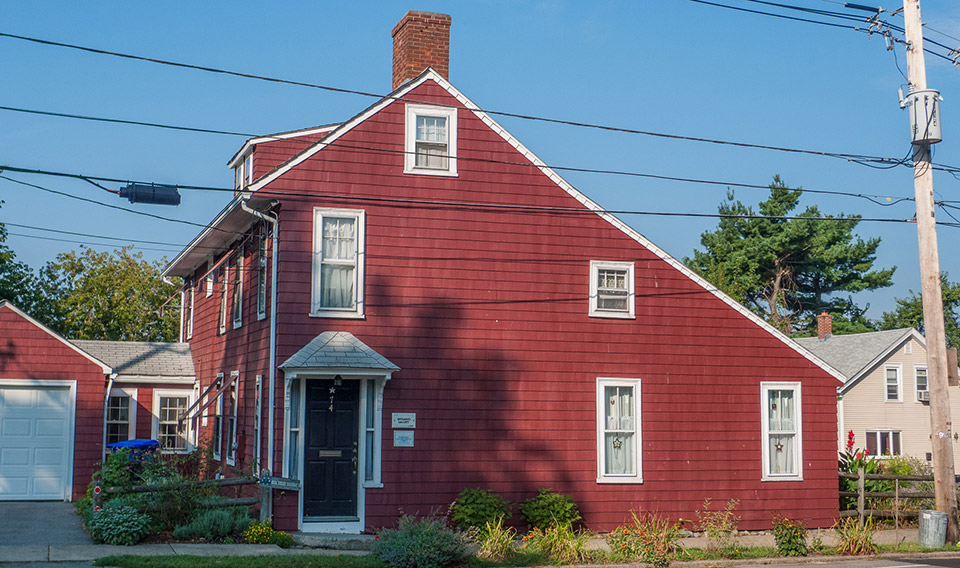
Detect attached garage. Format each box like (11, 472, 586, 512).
(0, 382, 76, 500)
(0, 302, 110, 501)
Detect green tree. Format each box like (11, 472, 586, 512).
(879, 274, 960, 347)
(0, 202, 51, 317)
(38, 246, 180, 341)
(685, 176, 894, 333)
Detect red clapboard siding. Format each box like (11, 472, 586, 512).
(184, 78, 841, 532)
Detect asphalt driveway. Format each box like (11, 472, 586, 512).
(0, 501, 90, 546)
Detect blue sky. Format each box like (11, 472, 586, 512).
(2, 1, 959, 318)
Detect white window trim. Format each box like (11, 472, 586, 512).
(915, 365, 928, 402)
(212, 373, 224, 461)
(232, 254, 243, 329)
(218, 267, 228, 334)
(106, 387, 138, 444)
(152, 389, 195, 454)
(404, 104, 458, 177)
(311, 208, 366, 318)
(205, 265, 214, 298)
(760, 382, 802, 481)
(257, 232, 268, 321)
(186, 285, 194, 340)
(589, 260, 636, 319)
(596, 377, 642, 484)
(226, 372, 239, 466)
(866, 429, 902, 458)
(885, 364, 903, 402)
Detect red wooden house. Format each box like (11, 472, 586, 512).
(162, 11, 844, 533)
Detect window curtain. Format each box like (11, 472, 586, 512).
(604, 386, 635, 475)
(767, 390, 795, 475)
(320, 218, 356, 308)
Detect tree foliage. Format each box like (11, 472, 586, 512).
(685, 176, 894, 333)
(37, 247, 180, 341)
(0, 202, 50, 316)
(879, 274, 960, 348)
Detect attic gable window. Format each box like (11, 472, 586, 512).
(589, 261, 635, 319)
(404, 105, 458, 176)
(311, 208, 365, 318)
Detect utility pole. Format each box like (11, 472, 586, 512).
(902, 0, 959, 544)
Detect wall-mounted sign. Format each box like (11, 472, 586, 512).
(392, 412, 416, 429)
(394, 430, 414, 447)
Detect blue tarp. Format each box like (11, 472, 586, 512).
(106, 439, 160, 450)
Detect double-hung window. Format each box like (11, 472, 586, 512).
(257, 231, 268, 320)
(232, 253, 243, 329)
(596, 378, 642, 483)
(866, 430, 901, 457)
(916, 366, 928, 401)
(183, 283, 194, 340)
(218, 268, 228, 334)
(885, 365, 902, 402)
(226, 373, 239, 465)
(153, 391, 192, 453)
(106, 389, 136, 445)
(761, 382, 802, 480)
(212, 382, 223, 461)
(404, 105, 458, 176)
(312, 208, 365, 317)
(589, 261, 635, 319)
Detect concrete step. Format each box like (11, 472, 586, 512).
(290, 532, 376, 551)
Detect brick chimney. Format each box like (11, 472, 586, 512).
(816, 312, 832, 340)
(392, 11, 451, 90)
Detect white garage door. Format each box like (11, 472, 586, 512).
(0, 384, 74, 500)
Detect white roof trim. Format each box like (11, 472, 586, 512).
(0, 301, 112, 374)
(227, 124, 341, 168)
(839, 328, 925, 395)
(282, 367, 397, 380)
(113, 376, 196, 385)
(243, 69, 844, 382)
(161, 196, 243, 281)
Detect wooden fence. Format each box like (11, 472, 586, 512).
(92, 468, 298, 522)
(839, 468, 948, 526)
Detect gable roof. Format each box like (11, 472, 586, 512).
(71, 340, 195, 383)
(0, 301, 112, 374)
(794, 328, 922, 392)
(279, 331, 399, 375)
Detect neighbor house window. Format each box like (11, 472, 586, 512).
(226, 373, 239, 465)
(866, 430, 901, 457)
(218, 267, 228, 334)
(257, 231, 268, 320)
(312, 208, 365, 317)
(596, 378, 642, 483)
(885, 366, 902, 402)
(589, 261, 635, 319)
(761, 382, 802, 481)
(105, 389, 136, 445)
(184, 283, 194, 340)
(916, 366, 928, 401)
(404, 105, 458, 176)
(232, 253, 243, 329)
(153, 391, 192, 453)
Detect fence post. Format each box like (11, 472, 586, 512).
(857, 467, 865, 527)
(259, 468, 272, 523)
(895, 478, 900, 531)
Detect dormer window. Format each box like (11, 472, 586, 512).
(404, 105, 457, 176)
(235, 153, 254, 190)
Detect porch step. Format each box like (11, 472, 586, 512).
(291, 532, 376, 551)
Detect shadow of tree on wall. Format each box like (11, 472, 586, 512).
(0, 338, 15, 373)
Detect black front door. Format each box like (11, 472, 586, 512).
(304, 379, 359, 518)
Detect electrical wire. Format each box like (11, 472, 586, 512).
(5, 230, 181, 253)
(2, 220, 206, 248)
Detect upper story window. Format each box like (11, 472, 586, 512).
(589, 261, 635, 319)
(761, 382, 802, 481)
(312, 208, 365, 318)
(596, 378, 642, 483)
(257, 231, 268, 320)
(232, 253, 243, 329)
(404, 105, 458, 176)
(885, 365, 902, 402)
(916, 366, 928, 401)
(183, 282, 194, 341)
(235, 153, 254, 190)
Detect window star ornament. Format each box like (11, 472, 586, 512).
(775, 440, 784, 452)
(612, 437, 623, 449)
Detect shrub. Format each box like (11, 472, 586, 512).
(519, 488, 581, 529)
(696, 498, 740, 553)
(374, 515, 469, 568)
(469, 517, 517, 560)
(451, 488, 510, 531)
(607, 511, 684, 567)
(833, 515, 878, 555)
(173, 507, 253, 541)
(243, 519, 294, 548)
(772, 516, 807, 556)
(520, 523, 592, 564)
(88, 504, 152, 546)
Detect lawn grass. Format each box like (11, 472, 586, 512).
(94, 555, 387, 568)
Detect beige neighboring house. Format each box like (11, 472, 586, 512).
(796, 313, 960, 468)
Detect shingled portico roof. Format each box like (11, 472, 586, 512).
(71, 340, 195, 383)
(279, 332, 400, 376)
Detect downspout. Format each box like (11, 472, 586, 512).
(241, 199, 279, 476)
(102, 373, 117, 464)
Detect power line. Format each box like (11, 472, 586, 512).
(2, 220, 201, 248)
(5, 230, 181, 253)
(0, 32, 931, 168)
